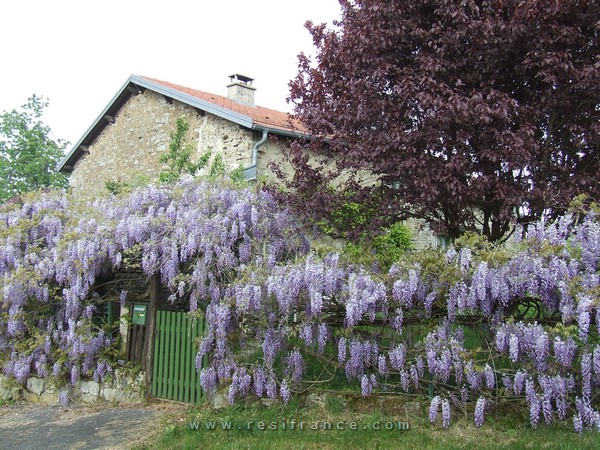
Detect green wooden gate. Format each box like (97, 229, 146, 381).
(152, 310, 206, 403)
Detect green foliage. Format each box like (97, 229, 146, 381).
(331, 201, 371, 236)
(157, 115, 241, 186)
(105, 179, 127, 196)
(0, 95, 69, 203)
(453, 232, 492, 253)
(229, 164, 246, 185)
(159, 116, 211, 183)
(0, 397, 14, 407)
(342, 222, 413, 270)
(209, 153, 226, 178)
(568, 194, 600, 226)
(316, 195, 381, 240)
(104, 174, 152, 196)
(373, 222, 413, 268)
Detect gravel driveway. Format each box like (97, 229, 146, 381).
(0, 402, 183, 450)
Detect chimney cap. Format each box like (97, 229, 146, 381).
(228, 74, 254, 85)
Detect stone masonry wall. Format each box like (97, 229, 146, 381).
(69, 90, 290, 197)
(0, 371, 145, 406)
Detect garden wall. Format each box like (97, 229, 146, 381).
(0, 370, 145, 406)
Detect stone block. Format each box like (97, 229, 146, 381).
(0, 375, 17, 401)
(80, 380, 100, 396)
(22, 390, 40, 403)
(404, 401, 422, 418)
(208, 384, 230, 409)
(120, 391, 143, 405)
(39, 391, 59, 405)
(27, 377, 45, 396)
(81, 393, 100, 404)
(101, 387, 124, 403)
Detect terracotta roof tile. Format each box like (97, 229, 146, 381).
(140, 76, 307, 135)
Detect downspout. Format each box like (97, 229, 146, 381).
(243, 128, 269, 181)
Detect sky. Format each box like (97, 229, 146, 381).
(0, 0, 341, 147)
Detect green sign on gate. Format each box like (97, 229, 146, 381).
(132, 304, 147, 325)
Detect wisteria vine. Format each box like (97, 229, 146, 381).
(1, 181, 599, 432)
(196, 209, 600, 433)
(0, 179, 307, 388)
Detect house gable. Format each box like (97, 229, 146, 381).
(60, 75, 306, 196)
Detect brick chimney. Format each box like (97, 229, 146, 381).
(227, 74, 256, 106)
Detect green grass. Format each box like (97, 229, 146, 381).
(135, 396, 600, 450)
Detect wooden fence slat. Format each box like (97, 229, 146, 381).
(151, 310, 205, 404)
(184, 314, 192, 404)
(151, 311, 161, 398)
(174, 312, 183, 402)
(157, 311, 166, 398)
(192, 316, 199, 403)
(165, 312, 175, 399)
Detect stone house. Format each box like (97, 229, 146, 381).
(58, 74, 308, 196)
(58, 73, 441, 250)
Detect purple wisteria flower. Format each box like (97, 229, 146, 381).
(338, 337, 347, 364)
(361, 375, 372, 397)
(58, 389, 69, 407)
(266, 376, 277, 400)
(378, 355, 388, 377)
(429, 395, 441, 423)
(317, 323, 328, 353)
(474, 397, 486, 427)
(253, 367, 266, 397)
(119, 290, 128, 306)
(280, 380, 291, 404)
(483, 364, 495, 389)
(286, 349, 304, 384)
(554, 336, 577, 368)
(200, 367, 217, 395)
(388, 344, 406, 371)
(442, 399, 451, 429)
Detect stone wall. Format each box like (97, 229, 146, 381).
(0, 371, 145, 406)
(69, 90, 291, 197)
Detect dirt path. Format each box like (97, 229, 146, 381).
(0, 402, 186, 450)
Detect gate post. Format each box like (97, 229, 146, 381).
(144, 274, 160, 395)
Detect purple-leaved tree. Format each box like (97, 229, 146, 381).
(286, 0, 600, 241)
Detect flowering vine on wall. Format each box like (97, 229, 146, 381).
(1, 180, 598, 432)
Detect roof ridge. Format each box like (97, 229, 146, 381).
(137, 75, 305, 134)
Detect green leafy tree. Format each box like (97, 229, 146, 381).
(159, 116, 211, 183)
(0, 95, 69, 203)
(158, 115, 246, 186)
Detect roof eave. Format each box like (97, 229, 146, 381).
(132, 75, 254, 129)
(58, 77, 135, 173)
(252, 123, 310, 139)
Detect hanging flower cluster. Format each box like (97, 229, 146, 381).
(0, 179, 308, 388)
(1, 180, 599, 432)
(197, 211, 599, 432)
